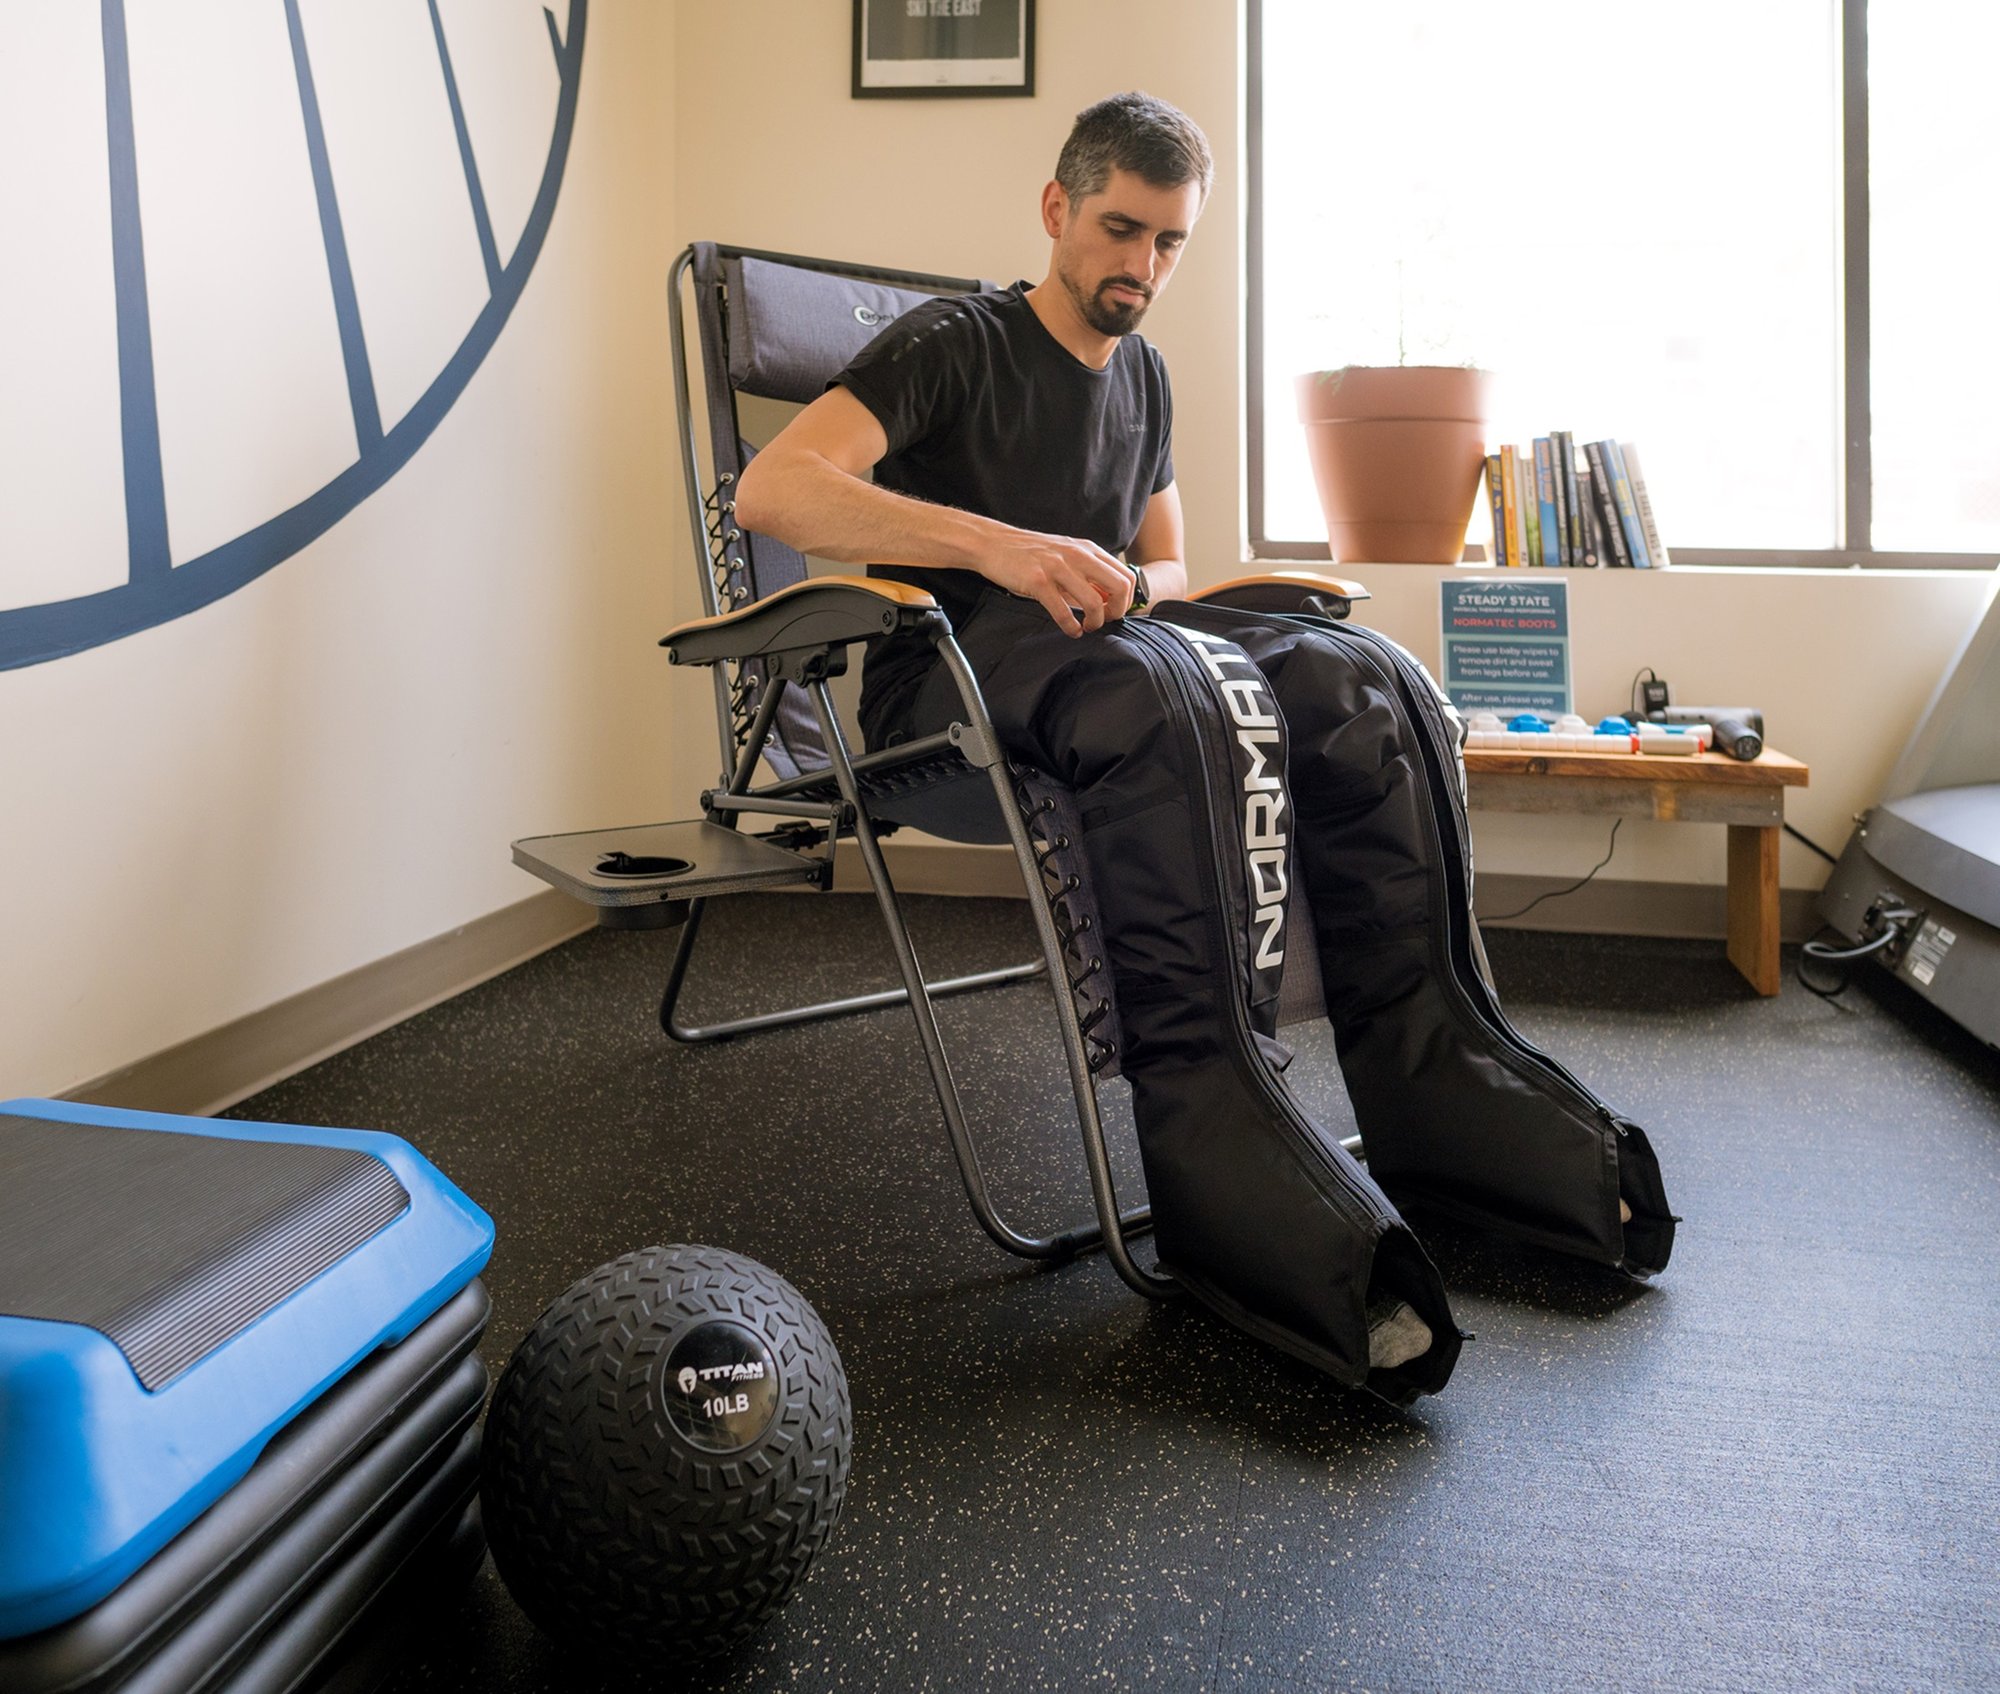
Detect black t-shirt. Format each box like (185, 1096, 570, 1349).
(831, 283, 1175, 742)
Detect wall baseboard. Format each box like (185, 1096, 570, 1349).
(65, 890, 592, 1119)
(1474, 873, 1819, 943)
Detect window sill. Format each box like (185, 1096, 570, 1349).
(1242, 555, 1998, 582)
(1251, 546, 1999, 575)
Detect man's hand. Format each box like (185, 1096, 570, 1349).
(982, 529, 1135, 635)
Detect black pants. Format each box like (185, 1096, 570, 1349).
(878, 593, 1674, 1405)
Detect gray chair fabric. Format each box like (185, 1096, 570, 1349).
(687, 244, 998, 783)
(727, 257, 949, 404)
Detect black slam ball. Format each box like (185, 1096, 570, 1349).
(480, 1244, 852, 1662)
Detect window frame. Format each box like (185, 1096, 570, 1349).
(1244, 0, 1993, 571)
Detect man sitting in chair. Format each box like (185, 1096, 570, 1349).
(736, 93, 1672, 1405)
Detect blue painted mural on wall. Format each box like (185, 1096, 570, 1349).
(0, 0, 587, 672)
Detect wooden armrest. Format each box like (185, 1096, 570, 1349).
(663, 574, 942, 666)
(1187, 570, 1371, 619)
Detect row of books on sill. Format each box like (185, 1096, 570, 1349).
(1483, 434, 1671, 568)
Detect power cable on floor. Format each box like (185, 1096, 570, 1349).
(1795, 924, 1858, 1001)
(1795, 906, 1919, 1000)
(1485, 817, 1621, 923)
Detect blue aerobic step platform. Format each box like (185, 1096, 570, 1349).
(0, 1099, 495, 1694)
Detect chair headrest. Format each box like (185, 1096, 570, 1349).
(726, 254, 978, 404)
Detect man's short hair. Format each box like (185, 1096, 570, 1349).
(1054, 92, 1213, 208)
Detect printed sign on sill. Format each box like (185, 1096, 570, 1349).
(1439, 577, 1572, 718)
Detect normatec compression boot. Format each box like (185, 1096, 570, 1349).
(896, 594, 1464, 1405)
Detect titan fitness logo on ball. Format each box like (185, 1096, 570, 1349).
(677, 1362, 768, 1395)
(1174, 628, 1289, 971)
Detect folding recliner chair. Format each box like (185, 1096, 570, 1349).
(511, 242, 1674, 1406)
(513, 241, 1366, 1291)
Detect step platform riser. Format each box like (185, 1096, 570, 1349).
(0, 1101, 494, 1651)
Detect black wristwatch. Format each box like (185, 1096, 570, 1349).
(1127, 563, 1151, 615)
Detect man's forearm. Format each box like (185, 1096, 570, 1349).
(736, 435, 1139, 634)
(735, 449, 998, 572)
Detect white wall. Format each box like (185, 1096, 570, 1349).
(0, 4, 681, 1098)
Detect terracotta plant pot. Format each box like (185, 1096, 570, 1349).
(1296, 366, 1495, 564)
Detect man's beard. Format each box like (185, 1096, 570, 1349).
(1061, 264, 1151, 337)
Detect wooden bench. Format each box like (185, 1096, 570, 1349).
(1462, 745, 1811, 996)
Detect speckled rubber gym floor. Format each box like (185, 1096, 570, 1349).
(229, 894, 2000, 1693)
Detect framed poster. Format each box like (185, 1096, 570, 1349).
(1439, 577, 1573, 718)
(852, 0, 1035, 98)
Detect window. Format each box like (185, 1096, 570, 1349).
(1249, 0, 2000, 567)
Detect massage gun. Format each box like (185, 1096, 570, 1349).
(1648, 705, 1764, 761)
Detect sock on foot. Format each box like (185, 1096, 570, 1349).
(1366, 1300, 1433, 1372)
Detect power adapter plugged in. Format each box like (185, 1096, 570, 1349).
(1630, 667, 1671, 719)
